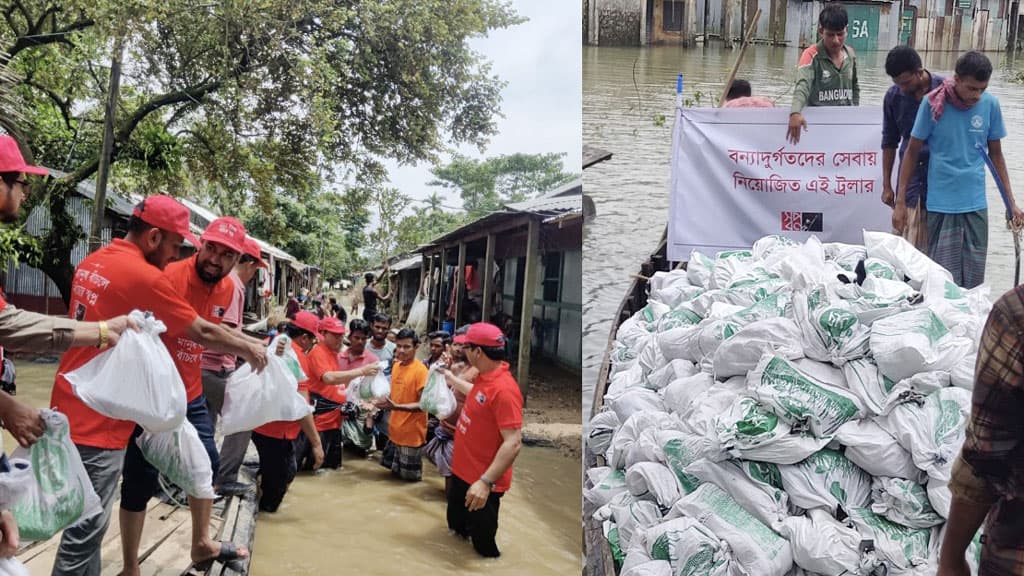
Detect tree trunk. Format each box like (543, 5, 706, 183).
(39, 181, 82, 308)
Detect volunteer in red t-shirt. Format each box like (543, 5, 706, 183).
(444, 322, 523, 558)
(251, 311, 324, 513)
(0, 135, 140, 561)
(204, 236, 268, 496)
(49, 197, 268, 576)
(299, 317, 379, 470)
(120, 216, 271, 575)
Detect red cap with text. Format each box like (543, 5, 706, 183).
(201, 216, 246, 254)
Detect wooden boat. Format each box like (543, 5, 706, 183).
(583, 228, 671, 576)
(17, 450, 259, 576)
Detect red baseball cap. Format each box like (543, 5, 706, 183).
(291, 311, 320, 336)
(201, 216, 246, 254)
(0, 136, 48, 176)
(319, 317, 346, 335)
(465, 323, 506, 347)
(133, 195, 200, 247)
(453, 334, 469, 345)
(243, 237, 268, 268)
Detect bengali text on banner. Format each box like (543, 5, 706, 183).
(668, 106, 892, 261)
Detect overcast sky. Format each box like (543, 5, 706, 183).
(382, 0, 581, 211)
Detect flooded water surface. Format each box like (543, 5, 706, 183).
(6, 363, 580, 575)
(583, 45, 1024, 417)
(250, 446, 581, 576)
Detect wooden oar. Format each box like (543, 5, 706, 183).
(718, 8, 763, 107)
(977, 141, 1023, 285)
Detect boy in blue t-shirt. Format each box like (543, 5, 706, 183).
(893, 50, 1024, 288)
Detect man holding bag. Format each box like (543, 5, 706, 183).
(298, 317, 379, 470)
(203, 237, 267, 496)
(50, 197, 268, 576)
(119, 216, 273, 575)
(251, 311, 324, 512)
(0, 135, 140, 560)
(444, 322, 522, 558)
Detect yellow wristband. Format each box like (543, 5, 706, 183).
(97, 321, 109, 349)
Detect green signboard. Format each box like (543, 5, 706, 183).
(842, 3, 880, 52)
(958, 0, 973, 9)
(900, 9, 915, 45)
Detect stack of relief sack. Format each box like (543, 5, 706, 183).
(585, 231, 988, 576)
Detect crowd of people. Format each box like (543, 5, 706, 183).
(0, 136, 526, 574)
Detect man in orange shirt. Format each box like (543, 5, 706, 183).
(50, 197, 268, 576)
(251, 311, 324, 512)
(445, 322, 523, 558)
(120, 216, 269, 574)
(377, 328, 429, 481)
(298, 317, 379, 470)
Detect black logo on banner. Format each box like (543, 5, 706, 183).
(781, 211, 823, 232)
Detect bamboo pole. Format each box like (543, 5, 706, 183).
(718, 8, 762, 107)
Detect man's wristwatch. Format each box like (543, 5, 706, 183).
(480, 476, 495, 490)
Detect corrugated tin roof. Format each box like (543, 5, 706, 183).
(46, 169, 137, 217)
(391, 253, 422, 271)
(415, 179, 582, 250)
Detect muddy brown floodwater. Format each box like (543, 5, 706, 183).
(8, 361, 582, 576)
(250, 447, 581, 576)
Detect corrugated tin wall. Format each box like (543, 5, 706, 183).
(646, 0, 1011, 50)
(5, 196, 114, 298)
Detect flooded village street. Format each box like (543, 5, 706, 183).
(8, 360, 581, 575)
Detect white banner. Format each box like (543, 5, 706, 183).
(668, 107, 892, 262)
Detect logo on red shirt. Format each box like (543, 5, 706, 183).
(475, 391, 486, 405)
(212, 305, 225, 318)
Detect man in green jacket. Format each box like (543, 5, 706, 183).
(787, 3, 860, 144)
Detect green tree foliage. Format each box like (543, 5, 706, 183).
(1, 0, 522, 303)
(429, 152, 578, 219)
(367, 186, 409, 264)
(393, 191, 465, 255)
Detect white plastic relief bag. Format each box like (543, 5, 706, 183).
(136, 419, 215, 499)
(0, 559, 30, 576)
(876, 387, 971, 478)
(869, 309, 972, 382)
(7, 410, 102, 541)
(270, 334, 307, 381)
(640, 517, 731, 576)
(419, 365, 457, 419)
(683, 458, 790, 528)
(778, 448, 872, 517)
(778, 508, 879, 576)
(834, 418, 921, 480)
(355, 361, 392, 401)
(713, 396, 829, 465)
(847, 507, 933, 572)
(747, 355, 862, 438)
(870, 477, 943, 529)
(221, 338, 312, 436)
(668, 483, 793, 576)
(712, 317, 804, 378)
(64, 309, 186, 432)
